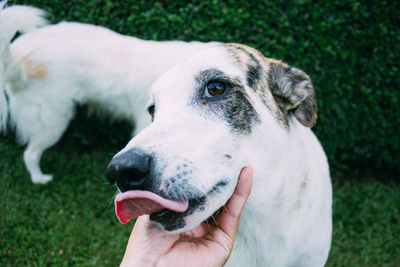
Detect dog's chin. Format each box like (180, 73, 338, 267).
(149, 197, 206, 232)
(150, 182, 234, 233)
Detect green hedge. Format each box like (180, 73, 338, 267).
(14, 0, 400, 173)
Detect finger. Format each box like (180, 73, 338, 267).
(120, 217, 149, 266)
(121, 216, 153, 254)
(216, 166, 253, 239)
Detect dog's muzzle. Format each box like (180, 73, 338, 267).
(106, 149, 189, 225)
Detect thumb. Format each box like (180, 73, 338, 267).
(216, 166, 253, 239)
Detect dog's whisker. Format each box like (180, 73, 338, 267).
(210, 214, 218, 227)
(205, 219, 212, 234)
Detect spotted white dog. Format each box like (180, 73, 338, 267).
(106, 43, 332, 266)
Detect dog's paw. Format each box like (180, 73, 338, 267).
(31, 174, 53, 184)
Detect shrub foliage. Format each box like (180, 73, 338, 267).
(14, 0, 400, 173)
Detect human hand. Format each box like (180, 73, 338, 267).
(120, 166, 253, 267)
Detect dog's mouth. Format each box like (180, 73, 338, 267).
(114, 189, 221, 232)
(114, 190, 190, 224)
(114, 178, 229, 231)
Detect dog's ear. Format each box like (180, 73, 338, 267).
(268, 62, 317, 127)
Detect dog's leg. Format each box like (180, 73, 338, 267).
(10, 96, 74, 184)
(23, 142, 52, 184)
(23, 109, 73, 184)
(22, 114, 71, 184)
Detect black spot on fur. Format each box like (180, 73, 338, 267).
(223, 89, 260, 134)
(193, 68, 260, 134)
(247, 61, 262, 88)
(243, 51, 262, 88)
(150, 196, 206, 231)
(224, 44, 289, 127)
(225, 44, 263, 88)
(208, 179, 228, 194)
(224, 43, 317, 127)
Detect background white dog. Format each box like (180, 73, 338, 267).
(0, 2, 213, 183)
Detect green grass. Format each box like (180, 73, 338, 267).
(327, 174, 400, 266)
(0, 114, 399, 266)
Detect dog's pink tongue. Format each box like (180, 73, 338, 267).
(115, 190, 189, 224)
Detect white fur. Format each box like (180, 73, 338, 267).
(229, 119, 332, 266)
(0, 1, 48, 132)
(0, 2, 213, 183)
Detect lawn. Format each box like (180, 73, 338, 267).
(327, 173, 399, 266)
(0, 114, 399, 266)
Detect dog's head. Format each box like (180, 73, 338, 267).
(106, 43, 317, 232)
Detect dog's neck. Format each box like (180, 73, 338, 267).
(227, 120, 329, 266)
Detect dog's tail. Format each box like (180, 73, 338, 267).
(0, 1, 48, 133)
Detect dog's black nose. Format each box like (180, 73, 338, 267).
(106, 149, 151, 192)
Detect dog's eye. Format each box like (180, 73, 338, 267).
(147, 104, 155, 119)
(204, 81, 226, 97)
